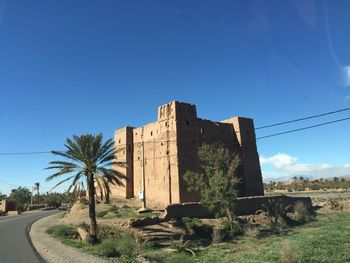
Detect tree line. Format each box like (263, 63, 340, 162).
(264, 176, 350, 192)
(0, 187, 71, 212)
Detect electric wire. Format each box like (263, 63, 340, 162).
(1, 108, 350, 156)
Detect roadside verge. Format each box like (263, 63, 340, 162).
(29, 212, 109, 263)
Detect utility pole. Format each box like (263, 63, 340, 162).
(166, 121, 172, 204)
(139, 129, 149, 213)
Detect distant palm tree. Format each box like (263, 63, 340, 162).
(34, 182, 40, 204)
(46, 134, 125, 243)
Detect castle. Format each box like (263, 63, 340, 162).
(112, 101, 264, 209)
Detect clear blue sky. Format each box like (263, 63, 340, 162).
(1, 0, 350, 194)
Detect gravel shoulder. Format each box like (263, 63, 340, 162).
(29, 212, 110, 263)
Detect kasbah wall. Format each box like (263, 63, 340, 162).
(112, 101, 264, 209)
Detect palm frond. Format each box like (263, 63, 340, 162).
(67, 171, 84, 193)
(97, 167, 126, 186)
(48, 175, 75, 192)
(46, 169, 74, 181)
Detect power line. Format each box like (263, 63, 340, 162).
(0, 151, 51, 155)
(0, 180, 20, 188)
(255, 107, 350, 130)
(256, 117, 350, 140)
(1, 110, 350, 156)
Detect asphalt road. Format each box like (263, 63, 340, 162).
(0, 210, 59, 263)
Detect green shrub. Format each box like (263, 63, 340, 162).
(47, 224, 77, 238)
(98, 225, 123, 240)
(96, 232, 138, 258)
(0, 211, 6, 216)
(97, 240, 121, 257)
(165, 253, 196, 263)
(109, 205, 119, 214)
(96, 210, 108, 218)
(144, 240, 162, 250)
(179, 217, 213, 239)
(78, 221, 89, 231)
(221, 218, 244, 238)
(115, 235, 137, 257)
(120, 255, 138, 263)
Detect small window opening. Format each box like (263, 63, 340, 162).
(186, 121, 189, 126)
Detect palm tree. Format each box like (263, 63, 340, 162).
(46, 134, 125, 243)
(34, 182, 40, 204)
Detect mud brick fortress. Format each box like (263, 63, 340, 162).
(112, 101, 264, 209)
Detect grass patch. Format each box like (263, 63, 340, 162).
(96, 210, 108, 218)
(165, 253, 196, 263)
(196, 212, 350, 263)
(46, 224, 77, 238)
(48, 210, 350, 262)
(103, 205, 159, 220)
(47, 223, 140, 260)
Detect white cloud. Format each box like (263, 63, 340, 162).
(260, 153, 350, 181)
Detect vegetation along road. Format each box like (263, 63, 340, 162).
(0, 210, 58, 263)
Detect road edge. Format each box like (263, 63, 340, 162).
(26, 217, 47, 263)
(29, 212, 109, 263)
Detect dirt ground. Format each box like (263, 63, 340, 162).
(60, 197, 184, 242)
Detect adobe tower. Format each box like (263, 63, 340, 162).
(112, 101, 264, 209)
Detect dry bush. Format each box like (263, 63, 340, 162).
(171, 235, 196, 256)
(211, 228, 224, 243)
(244, 226, 259, 238)
(328, 198, 344, 211)
(263, 198, 291, 228)
(293, 202, 309, 222)
(280, 242, 299, 263)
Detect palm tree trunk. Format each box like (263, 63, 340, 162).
(87, 173, 98, 243)
(105, 191, 110, 204)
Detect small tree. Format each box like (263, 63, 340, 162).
(9, 187, 31, 212)
(184, 143, 240, 230)
(0, 191, 6, 199)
